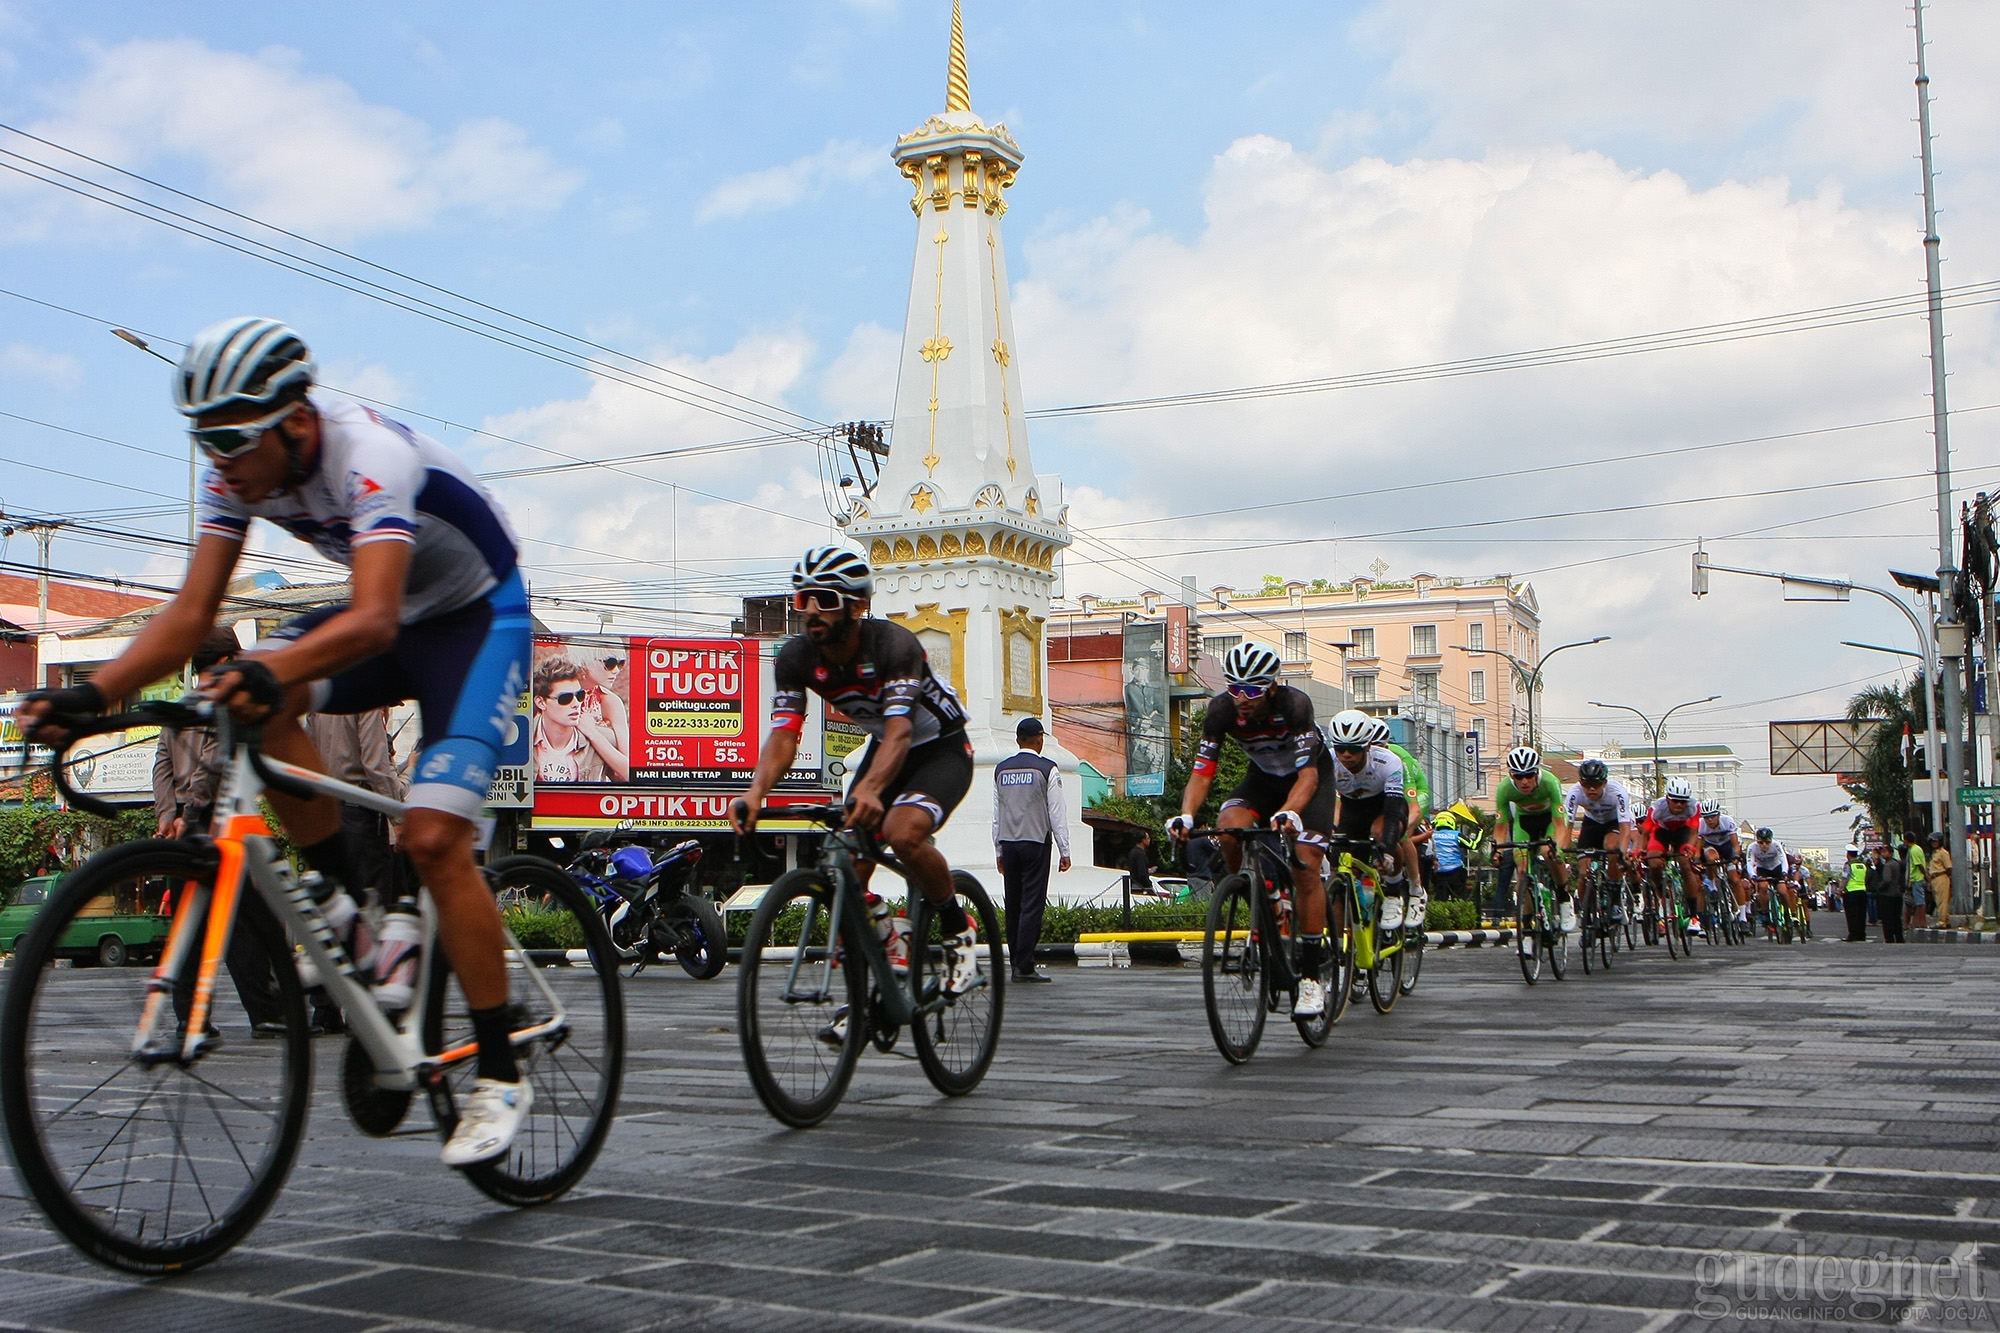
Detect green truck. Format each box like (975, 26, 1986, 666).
(1, 875, 172, 968)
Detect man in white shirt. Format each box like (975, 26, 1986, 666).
(992, 717, 1071, 983)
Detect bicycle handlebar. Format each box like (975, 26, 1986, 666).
(1493, 838, 1559, 851)
(37, 699, 217, 818)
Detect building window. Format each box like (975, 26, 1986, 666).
(1410, 624, 1438, 657)
(1204, 633, 1240, 661)
(1413, 670, 1439, 705)
(1351, 627, 1375, 659)
(1350, 673, 1377, 703)
(1469, 622, 1484, 652)
(1470, 670, 1486, 704)
(1284, 631, 1309, 663)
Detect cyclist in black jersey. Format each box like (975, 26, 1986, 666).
(1167, 641, 1335, 1019)
(732, 547, 979, 980)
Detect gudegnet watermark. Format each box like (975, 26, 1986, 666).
(1695, 1245, 1990, 1323)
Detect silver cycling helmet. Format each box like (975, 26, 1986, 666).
(1324, 708, 1374, 747)
(175, 317, 315, 417)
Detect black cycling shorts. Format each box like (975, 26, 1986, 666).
(1335, 792, 1390, 842)
(1221, 757, 1336, 842)
(1577, 817, 1623, 851)
(850, 730, 974, 830)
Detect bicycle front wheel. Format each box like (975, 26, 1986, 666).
(1367, 937, 1403, 1013)
(1202, 875, 1266, 1063)
(1578, 883, 1597, 976)
(736, 869, 864, 1127)
(0, 841, 309, 1274)
(1398, 927, 1424, 996)
(1516, 888, 1542, 985)
(909, 871, 1005, 1097)
(436, 856, 625, 1207)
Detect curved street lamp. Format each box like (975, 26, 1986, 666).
(1456, 635, 1609, 749)
(1589, 695, 1721, 799)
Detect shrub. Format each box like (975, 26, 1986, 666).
(1424, 898, 1478, 931)
(504, 904, 585, 950)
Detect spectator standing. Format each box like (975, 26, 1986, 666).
(1903, 834, 1929, 931)
(1429, 812, 1468, 902)
(1924, 832, 1952, 928)
(1842, 846, 1870, 942)
(1870, 845, 1907, 944)
(1127, 832, 1153, 897)
(992, 717, 1070, 983)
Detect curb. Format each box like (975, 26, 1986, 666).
(1908, 928, 2000, 945)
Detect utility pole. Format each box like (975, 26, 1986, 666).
(0, 515, 71, 634)
(1966, 493, 1998, 919)
(1913, 0, 1971, 915)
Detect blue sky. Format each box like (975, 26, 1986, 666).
(4, 1, 1999, 845)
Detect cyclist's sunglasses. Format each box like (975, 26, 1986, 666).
(792, 588, 852, 613)
(1332, 743, 1367, 756)
(548, 688, 585, 706)
(190, 403, 297, 460)
(1226, 682, 1270, 700)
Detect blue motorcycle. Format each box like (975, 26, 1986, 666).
(565, 831, 728, 980)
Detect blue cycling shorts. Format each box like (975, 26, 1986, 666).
(265, 571, 530, 820)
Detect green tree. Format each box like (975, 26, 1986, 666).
(0, 801, 155, 906)
(1844, 677, 1926, 837)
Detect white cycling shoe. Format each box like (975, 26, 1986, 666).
(442, 1078, 532, 1167)
(1294, 977, 1327, 1019)
(1558, 901, 1578, 933)
(1379, 895, 1405, 932)
(945, 926, 980, 996)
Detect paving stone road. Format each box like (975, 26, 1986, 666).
(5, 923, 2000, 1331)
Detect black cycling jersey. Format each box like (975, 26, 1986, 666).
(1192, 686, 1323, 781)
(771, 618, 966, 746)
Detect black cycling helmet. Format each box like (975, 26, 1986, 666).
(1755, 827, 1773, 841)
(1577, 758, 1608, 784)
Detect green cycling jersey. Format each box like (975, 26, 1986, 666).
(1384, 742, 1430, 813)
(1495, 768, 1565, 840)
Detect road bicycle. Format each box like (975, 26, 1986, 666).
(1328, 835, 1413, 1012)
(1753, 873, 1800, 943)
(1574, 849, 1621, 974)
(1695, 862, 1744, 947)
(1500, 839, 1566, 984)
(0, 701, 623, 1275)
(1195, 826, 1347, 1063)
(548, 829, 727, 979)
(734, 804, 1001, 1128)
(1652, 857, 1694, 959)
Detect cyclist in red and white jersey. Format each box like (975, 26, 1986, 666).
(1645, 778, 1707, 931)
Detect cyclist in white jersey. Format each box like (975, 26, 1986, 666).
(1698, 802, 1749, 918)
(1559, 758, 1634, 890)
(1745, 827, 1800, 923)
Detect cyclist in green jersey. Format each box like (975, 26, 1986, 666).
(1495, 745, 1573, 931)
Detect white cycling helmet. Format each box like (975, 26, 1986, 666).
(174, 317, 316, 417)
(1505, 744, 1541, 777)
(1324, 708, 1374, 747)
(1222, 640, 1282, 689)
(791, 544, 873, 597)
(1699, 799, 1720, 817)
(1664, 776, 1693, 801)
(1364, 717, 1392, 746)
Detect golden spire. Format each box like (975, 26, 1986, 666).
(945, 0, 972, 113)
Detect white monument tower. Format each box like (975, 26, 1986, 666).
(847, 1, 1084, 895)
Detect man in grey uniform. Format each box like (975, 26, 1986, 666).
(993, 717, 1071, 983)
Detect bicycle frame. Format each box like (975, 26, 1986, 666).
(125, 714, 570, 1097)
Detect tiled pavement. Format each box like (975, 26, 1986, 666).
(5, 921, 1999, 1331)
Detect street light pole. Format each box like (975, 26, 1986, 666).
(1590, 695, 1722, 799)
(1456, 636, 1609, 750)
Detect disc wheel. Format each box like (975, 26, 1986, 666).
(666, 892, 729, 980)
(735, 868, 864, 1128)
(0, 841, 310, 1275)
(908, 871, 1005, 1097)
(1202, 875, 1266, 1063)
(437, 856, 625, 1206)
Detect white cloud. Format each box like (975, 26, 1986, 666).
(14, 38, 581, 239)
(0, 342, 83, 390)
(695, 139, 881, 222)
(817, 321, 899, 420)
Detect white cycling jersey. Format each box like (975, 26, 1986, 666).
(1699, 814, 1739, 850)
(1331, 745, 1406, 800)
(197, 390, 518, 624)
(1747, 838, 1788, 873)
(1566, 779, 1634, 826)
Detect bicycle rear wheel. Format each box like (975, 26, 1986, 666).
(909, 871, 1005, 1096)
(1547, 905, 1569, 981)
(1, 841, 309, 1274)
(1398, 927, 1424, 995)
(1578, 882, 1597, 976)
(1367, 937, 1403, 1012)
(1202, 875, 1266, 1063)
(1291, 926, 1336, 1049)
(736, 869, 864, 1127)
(433, 856, 624, 1206)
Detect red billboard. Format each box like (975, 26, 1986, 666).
(633, 638, 759, 783)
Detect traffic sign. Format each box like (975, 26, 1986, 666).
(1957, 786, 2000, 805)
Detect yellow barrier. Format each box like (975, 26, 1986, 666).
(1076, 930, 1239, 943)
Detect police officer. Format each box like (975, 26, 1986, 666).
(993, 717, 1071, 983)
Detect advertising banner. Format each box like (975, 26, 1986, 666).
(1123, 621, 1169, 798)
(1164, 604, 1190, 675)
(528, 636, 829, 828)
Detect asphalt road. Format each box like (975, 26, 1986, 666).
(4, 924, 1999, 1331)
